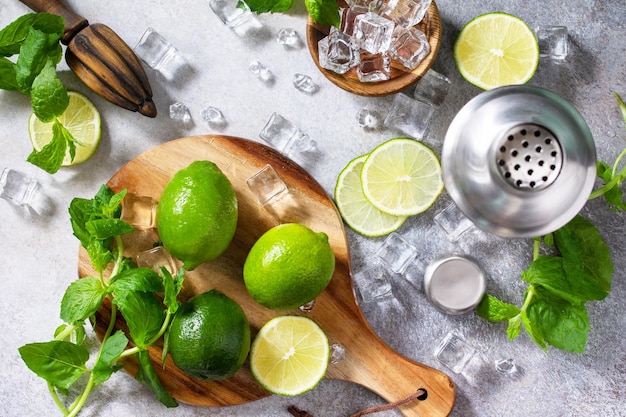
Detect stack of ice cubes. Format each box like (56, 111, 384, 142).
(319, 0, 432, 82)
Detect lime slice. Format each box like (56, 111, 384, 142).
(29, 91, 101, 166)
(453, 12, 539, 90)
(334, 154, 407, 237)
(250, 316, 330, 396)
(361, 138, 443, 216)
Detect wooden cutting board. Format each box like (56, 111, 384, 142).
(78, 135, 455, 416)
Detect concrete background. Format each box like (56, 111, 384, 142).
(0, 0, 624, 416)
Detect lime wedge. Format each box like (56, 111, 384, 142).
(361, 138, 443, 216)
(334, 154, 407, 237)
(28, 91, 101, 166)
(250, 316, 329, 396)
(453, 12, 539, 90)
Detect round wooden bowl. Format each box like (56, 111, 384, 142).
(306, 1, 442, 96)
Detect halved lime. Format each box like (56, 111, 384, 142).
(28, 91, 101, 166)
(453, 12, 539, 90)
(334, 154, 407, 237)
(361, 138, 443, 216)
(250, 316, 330, 396)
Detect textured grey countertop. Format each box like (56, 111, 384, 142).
(1, 0, 625, 416)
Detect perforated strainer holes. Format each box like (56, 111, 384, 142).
(496, 124, 563, 190)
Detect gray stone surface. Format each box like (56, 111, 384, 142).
(0, 0, 624, 416)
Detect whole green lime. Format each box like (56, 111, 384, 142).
(167, 290, 251, 380)
(243, 223, 335, 310)
(156, 161, 238, 270)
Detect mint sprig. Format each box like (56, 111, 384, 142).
(246, 0, 340, 27)
(0, 13, 79, 174)
(477, 216, 612, 353)
(19, 186, 185, 416)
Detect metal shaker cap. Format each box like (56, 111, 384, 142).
(424, 255, 486, 314)
(442, 85, 597, 238)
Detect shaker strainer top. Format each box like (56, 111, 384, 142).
(442, 86, 596, 238)
(496, 123, 563, 191)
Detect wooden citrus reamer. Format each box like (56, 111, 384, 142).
(19, 0, 157, 117)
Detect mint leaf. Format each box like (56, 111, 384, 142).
(595, 161, 626, 211)
(60, 277, 107, 323)
(616, 92, 626, 126)
(554, 215, 613, 292)
(135, 349, 178, 408)
(305, 0, 340, 26)
(246, 0, 294, 13)
(92, 330, 128, 386)
(0, 57, 18, 90)
(30, 59, 69, 122)
(109, 267, 163, 294)
(521, 310, 547, 352)
(522, 256, 608, 303)
(69, 197, 94, 246)
(85, 218, 134, 240)
(26, 119, 67, 174)
(113, 291, 164, 348)
(527, 289, 589, 354)
(161, 267, 184, 313)
(31, 13, 65, 40)
(15, 26, 50, 93)
(507, 314, 522, 340)
(94, 185, 123, 218)
(19, 341, 89, 389)
(0, 13, 37, 56)
(86, 238, 115, 272)
(476, 294, 520, 322)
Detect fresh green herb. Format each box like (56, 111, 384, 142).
(246, 0, 340, 27)
(0, 13, 79, 174)
(477, 216, 612, 353)
(588, 93, 626, 210)
(478, 95, 626, 353)
(19, 186, 184, 416)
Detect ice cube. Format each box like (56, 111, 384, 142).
(390, 26, 430, 70)
(434, 333, 477, 374)
(169, 102, 192, 125)
(134, 28, 188, 81)
(330, 343, 346, 364)
(379, 0, 431, 27)
(277, 28, 302, 48)
(0, 168, 52, 215)
(354, 12, 395, 54)
(353, 265, 394, 304)
(249, 60, 275, 84)
(340, 5, 368, 36)
(135, 246, 178, 276)
(120, 193, 157, 229)
(318, 27, 361, 74)
(383, 93, 434, 139)
(535, 25, 569, 60)
(246, 164, 289, 206)
(376, 232, 418, 273)
(209, 0, 263, 37)
(356, 107, 381, 129)
(413, 69, 451, 107)
(293, 74, 320, 95)
(433, 202, 474, 241)
(357, 51, 391, 82)
(259, 113, 306, 152)
(201, 106, 227, 127)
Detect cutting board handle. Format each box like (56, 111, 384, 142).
(20, 0, 88, 44)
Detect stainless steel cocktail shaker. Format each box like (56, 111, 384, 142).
(442, 86, 596, 238)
